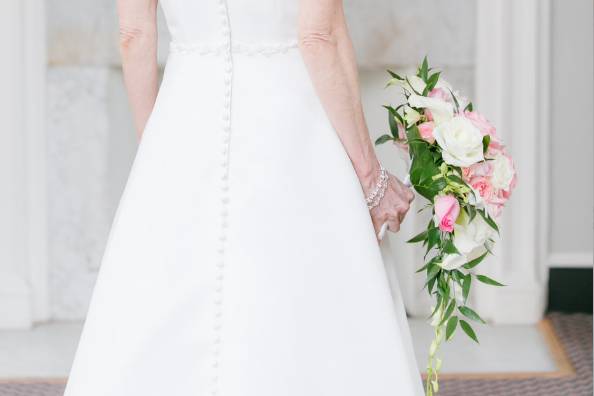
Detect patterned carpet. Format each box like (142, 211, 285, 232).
(0, 313, 590, 396)
(438, 313, 592, 396)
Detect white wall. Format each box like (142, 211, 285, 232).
(548, 0, 593, 268)
(46, 0, 170, 319)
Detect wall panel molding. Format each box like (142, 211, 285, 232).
(473, 0, 551, 324)
(0, 0, 48, 328)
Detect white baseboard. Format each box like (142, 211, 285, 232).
(476, 284, 548, 325)
(548, 252, 593, 268)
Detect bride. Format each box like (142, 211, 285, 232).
(64, 0, 423, 395)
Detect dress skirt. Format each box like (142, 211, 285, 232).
(63, 44, 424, 396)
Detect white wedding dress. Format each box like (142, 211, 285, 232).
(64, 1, 424, 395)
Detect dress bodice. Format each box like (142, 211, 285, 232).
(160, 0, 299, 46)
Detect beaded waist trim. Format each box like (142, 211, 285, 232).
(169, 40, 299, 56)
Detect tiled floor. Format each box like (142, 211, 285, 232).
(410, 319, 559, 375)
(0, 319, 559, 381)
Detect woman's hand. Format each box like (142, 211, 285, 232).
(362, 169, 415, 238)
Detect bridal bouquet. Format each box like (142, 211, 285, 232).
(375, 58, 517, 395)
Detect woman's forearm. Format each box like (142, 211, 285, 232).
(118, 0, 159, 139)
(298, 0, 379, 192)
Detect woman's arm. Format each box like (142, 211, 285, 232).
(117, 0, 159, 139)
(298, 0, 414, 236)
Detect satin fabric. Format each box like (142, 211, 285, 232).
(64, 1, 424, 395)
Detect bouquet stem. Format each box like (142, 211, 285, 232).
(426, 309, 446, 395)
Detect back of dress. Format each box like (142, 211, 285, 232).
(161, 0, 298, 45)
(63, 1, 424, 395)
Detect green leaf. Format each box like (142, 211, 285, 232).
(446, 174, 467, 186)
(448, 89, 460, 113)
(437, 276, 450, 298)
(460, 319, 479, 343)
(464, 102, 474, 112)
(427, 227, 441, 251)
(383, 106, 400, 138)
(385, 104, 408, 134)
(462, 250, 489, 270)
(427, 276, 437, 294)
(405, 125, 424, 156)
(467, 205, 477, 222)
(478, 210, 499, 234)
(442, 239, 460, 255)
(423, 71, 441, 95)
(462, 275, 471, 303)
(429, 293, 443, 319)
(426, 264, 441, 284)
(387, 70, 404, 81)
(482, 135, 491, 154)
(439, 298, 457, 326)
(458, 306, 486, 324)
(419, 56, 429, 82)
(374, 134, 393, 145)
(451, 269, 464, 283)
(415, 262, 429, 273)
(446, 316, 458, 340)
(476, 274, 506, 287)
(408, 144, 444, 201)
(407, 229, 428, 243)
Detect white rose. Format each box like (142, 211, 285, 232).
(407, 94, 454, 125)
(490, 153, 515, 190)
(404, 107, 421, 125)
(432, 116, 484, 167)
(439, 253, 467, 271)
(454, 214, 495, 259)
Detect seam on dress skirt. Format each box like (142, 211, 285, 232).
(210, 0, 233, 395)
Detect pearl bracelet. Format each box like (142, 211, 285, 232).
(366, 164, 389, 210)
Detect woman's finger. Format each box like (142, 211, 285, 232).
(387, 218, 400, 233)
(407, 188, 415, 203)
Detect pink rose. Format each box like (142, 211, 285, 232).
(462, 167, 472, 179)
(434, 195, 460, 233)
(469, 176, 493, 201)
(462, 161, 492, 182)
(429, 88, 451, 102)
(417, 121, 435, 143)
(464, 111, 497, 138)
(486, 140, 505, 158)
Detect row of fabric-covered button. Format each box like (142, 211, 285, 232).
(211, 0, 233, 395)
